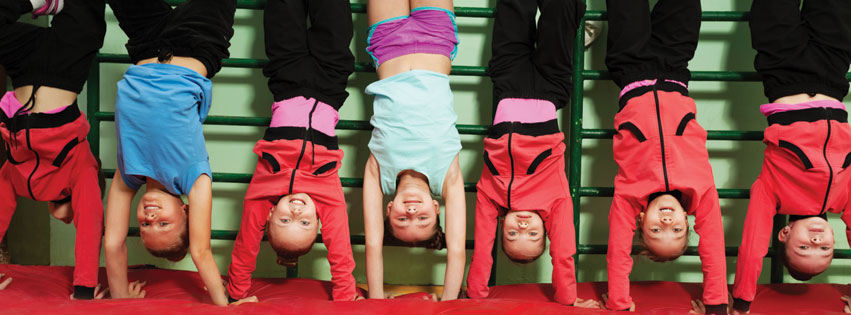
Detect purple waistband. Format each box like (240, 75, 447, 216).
(271, 96, 338, 137)
(760, 99, 847, 116)
(493, 98, 557, 124)
(619, 79, 687, 98)
(366, 7, 459, 67)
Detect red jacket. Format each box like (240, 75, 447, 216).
(0, 105, 103, 288)
(607, 83, 727, 312)
(732, 106, 851, 312)
(466, 119, 578, 305)
(226, 127, 357, 301)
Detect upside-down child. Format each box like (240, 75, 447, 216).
(603, 0, 727, 313)
(226, 0, 359, 302)
(464, 0, 596, 308)
(102, 0, 252, 306)
(731, 0, 851, 313)
(362, 0, 467, 301)
(0, 0, 106, 299)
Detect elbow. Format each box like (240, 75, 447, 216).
(189, 244, 212, 262)
(448, 247, 466, 263)
(103, 238, 125, 255)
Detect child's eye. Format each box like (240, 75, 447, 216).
(398, 217, 407, 222)
(508, 231, 517, 236)
(673, 228, 682, 232)
(418, 216, 427, 221)
(651, 228, 661, 233)
(141, 222, 150, 227)
(799, 245, 809, 250)
(529, 231, 538, 236)
(160, 222, 168, 227)
(282, 218, 291, 223)
(301, 220, 310, 226)
(821, 246, 830, 251)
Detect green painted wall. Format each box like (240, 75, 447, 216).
(37, 0, 851, 287)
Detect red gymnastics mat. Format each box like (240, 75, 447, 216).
(0, 264, 848, 314)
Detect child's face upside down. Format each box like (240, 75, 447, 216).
(386, 179, 440, 243)
(639, 194, 689, 260)
(137, 189, 188, 253)
(502, 211, 545, 262)
(267, 193, 320, 252)
(779, 216, 835, 278)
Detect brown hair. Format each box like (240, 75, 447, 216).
(635, 223, 690, 263)
(778, 242, 822, 281)
(145, 221, 190, 262)
(383, 214, 446, 250)
(266, 224, 318, 268)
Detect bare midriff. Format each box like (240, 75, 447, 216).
(377, 53, 451, 79)
(13, 85, 78, 113)
(137, 56, 207, 78)
(774, 93, 838, 105)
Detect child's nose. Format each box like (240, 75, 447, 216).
(146, 213, 156, 220)
(812, 236, 823, 243)
(661, 217, 672, 224)
(407, 206, 417, 214)
(519, 221, 528, 228)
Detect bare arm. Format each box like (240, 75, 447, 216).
(104, 168, 138, 299)
(186, 175, 228, 306)
(440, 155, 466, 301)
(363, 154, 386, 299)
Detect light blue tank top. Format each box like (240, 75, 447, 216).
(367, 70, 462, 196)
(115, 63, 213, 195)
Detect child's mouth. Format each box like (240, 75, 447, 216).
(291, 198, 306, 206)
(144, 205, 160, 211)
(404, 200, 421, 205)
(660, 207, 673, 213)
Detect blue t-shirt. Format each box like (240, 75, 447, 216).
(115, 63, 213, 195)
(367, 70, 462, 196)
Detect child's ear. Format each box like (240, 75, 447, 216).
(433, 200, 440, 215)
(182, 204, 189, 214)
(637, 211, 645, 224)
(386, 201, 393, 216)
(778, 225, 791, 242)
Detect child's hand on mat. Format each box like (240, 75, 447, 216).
(354, 295, 366, 301)
(384, 293, 396, 299)
(689, 299, 705, 314)
(600, 293, 635, 311)
(573, 298, 600, 309)
(0, 273, 12, 290)
(229, 296, 258, 306)
(424, 293, 439, 301)
(841, 295, 851, 313)
(126, 280, 147, 298)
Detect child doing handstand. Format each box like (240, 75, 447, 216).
(603, 0, 727, 313)
(0, 0, 105, 299)
(731, 0, 851, 313)
(465, 0, 596, 308)
(226, 0, 359, 302)
(362, 0, 466, 301)
(102, 0, 250, 306)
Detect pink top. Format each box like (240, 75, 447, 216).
(619, 79, 687, 98)
(1, 91, 69, 117)
(493, 98, 557, 124)
(271, 96, 338, 136)
(760, 99, 846, 116)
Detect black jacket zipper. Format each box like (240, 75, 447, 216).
(653, 84, 670, 191)
(820, 108, 833, 214)
(506, 123, 516, 210)
(288, 100, 319, 194)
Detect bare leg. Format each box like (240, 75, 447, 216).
(410, 0, 453, 12)
(367, 0, 409, 26)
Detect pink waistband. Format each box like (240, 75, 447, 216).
(1, 91, 69, 117)
(760, 99, 847, 116)
(271, 96, 338, 137)
(493, 98, 557, 124)
(619, 79, 687, 98)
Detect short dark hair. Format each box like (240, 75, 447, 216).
(266, 224, 318, 268)
(145, 222, 189, 262)
(383, 214, 446, 250)
(635, 223, 689, 263)
(779, 241, 821, 281)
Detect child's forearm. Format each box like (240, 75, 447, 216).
(104, 240, 130, 298)
(191, 246, 228, 306)
(365, 244, 384, 299)
(441, 247, 465, 301)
